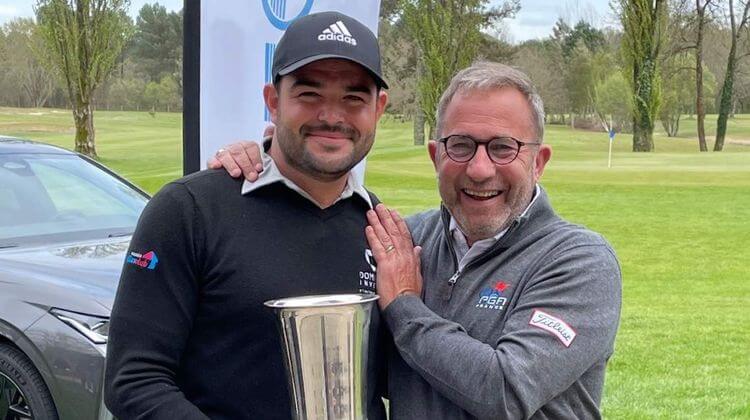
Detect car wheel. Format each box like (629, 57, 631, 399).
(0, 343, 58, 420)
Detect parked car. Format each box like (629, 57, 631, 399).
(0, 136, 149, 419)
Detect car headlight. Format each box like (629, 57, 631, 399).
(50, 308, 109, 344)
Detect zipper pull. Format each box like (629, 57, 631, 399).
(443, 270, 461, 301)
(448, 271, 461, 284)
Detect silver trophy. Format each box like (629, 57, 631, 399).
(264, 293, 379, 420)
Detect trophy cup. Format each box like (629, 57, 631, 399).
(264, 293, 379, 420)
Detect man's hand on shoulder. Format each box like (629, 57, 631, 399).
(208, 126, 275, 179)
(206, 140, 263, 181)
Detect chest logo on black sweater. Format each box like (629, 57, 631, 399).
(475, 281, 509, 310)
(359, 249, 377, 293)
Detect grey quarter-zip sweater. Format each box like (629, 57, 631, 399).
(385, 187, 622, 420)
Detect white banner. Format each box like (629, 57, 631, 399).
(199, 0, 382, 183)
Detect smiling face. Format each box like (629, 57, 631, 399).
(264, 59, 387, 182)
(429, 87, 551, 244)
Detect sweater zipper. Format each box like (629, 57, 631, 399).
(448, 271, 461, 284)
(441, 207, 460, 301)
(441, 211, 522, 301)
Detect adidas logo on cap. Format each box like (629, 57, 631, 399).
(318, 20, 357, 46)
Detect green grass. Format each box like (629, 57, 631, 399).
(662, 113, 750, 142)
(0, 107, 183, 193)
(2, 107, 749, 418)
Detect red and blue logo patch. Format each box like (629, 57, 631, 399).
(475, 281, 510, 310)
(126, 250, 159, 270)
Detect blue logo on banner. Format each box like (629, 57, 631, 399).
(263, 1, 314, 119)
(264, 43, 276, 121)
(263, 0, 315, 30)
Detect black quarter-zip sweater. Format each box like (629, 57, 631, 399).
(105, 170, 385, 420)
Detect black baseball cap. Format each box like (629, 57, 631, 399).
(272, 11, 388, 89)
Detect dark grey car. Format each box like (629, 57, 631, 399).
(0, 137, 149, 419)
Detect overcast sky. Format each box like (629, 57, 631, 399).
(0, 0, 615, 43)
(0, 0, 183, 25)
(502, 0, 615, 43)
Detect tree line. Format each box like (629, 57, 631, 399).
(382, 0, 750, 152)
(0, 1, 747, 156)
(0, 1, 181, 157)
(0, 2, 181, 111)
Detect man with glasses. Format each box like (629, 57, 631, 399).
(213, 61, 622, 418)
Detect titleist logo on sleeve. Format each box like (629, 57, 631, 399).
(529, 310, 577, 347)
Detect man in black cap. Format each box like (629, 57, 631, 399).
(104, 11, 388, 419)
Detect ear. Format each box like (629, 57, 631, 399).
(428, 140, 439, 171)
(533, 144, 552, 181)
(374, 90, 388, 119)
(263, 83, 279, 124)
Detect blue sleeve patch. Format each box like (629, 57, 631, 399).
(126, 250, 159, 270)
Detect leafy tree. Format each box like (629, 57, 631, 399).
(131, 3, 183, 86)
(659, 49, 718, 137)
(551, 19, 572, 44)
(593, 69, 633, 133)
(143, 75, 180, 112)
(620, 0, 668, 152)
(379, 17, 417, 118)
(561, 46, 615, 130)
(565, 43, 595, 115)
(34, 0, 132, 158)
(558, 20, 606, 59)
(659, 53, 695, 136)
(107, 77, 146, 110)
(400, 0, 519, 137)
(477, 32, 516, 63)
(381, 0, 404, 21)
(0, 28, 16, 106)
(549, 19, 608, 126)
(714, 0, 750, 151)
(0, 19, 57, 107)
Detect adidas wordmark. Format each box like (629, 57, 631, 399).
(318, 21, 357, 46)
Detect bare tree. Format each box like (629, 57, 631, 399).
(513, 40, 569, 124)
(660, 52, 701, 137)
(695, 0, 715, 151)
(34, 0, 131, 158)
(714, 0, 750, 151)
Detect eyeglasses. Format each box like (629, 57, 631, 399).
(437, 135, 542, 165)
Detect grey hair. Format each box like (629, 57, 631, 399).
(435, 61, 545, 141)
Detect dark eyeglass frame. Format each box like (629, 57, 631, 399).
(437, 134, 542, 165)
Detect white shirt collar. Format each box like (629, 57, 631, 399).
(240, 144, 373, 209)
(449, 184, 540, 270)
